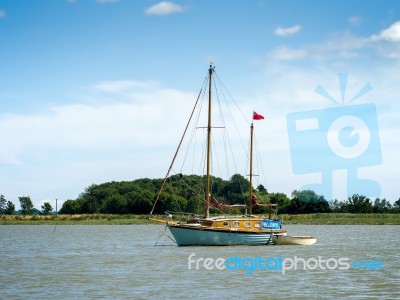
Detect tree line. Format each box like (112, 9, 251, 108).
(3, 174, 399, 216)
(0, 195, 53, 215)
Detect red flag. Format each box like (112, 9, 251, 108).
(253, 111, 264, 120)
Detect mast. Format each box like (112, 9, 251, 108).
(205, 65, 214, 218)
(249, 122, 254, 215)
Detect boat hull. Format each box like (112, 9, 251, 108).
(168, 224, 279, 246)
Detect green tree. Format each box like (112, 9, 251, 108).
(288, 190, 331, 213)
(102, 194, 128, 214)
(347, 194, 373, 213)
(77, 183, 126, 214)
(186, 194, 204, 215)
(228, 174, 250, 193)
(269, 192, 290, 211)
(19, 196, 34, 215)
(394, 198, 400, 212)
(126, 190, 156, 214)
(41, 202, 53, 215)
(297, 190, 320, 203)
(5, 201, 15, 215)
(59, 199, 82, 214)
(0, 194, 6, 214)
(223, 174, 249, 204)
(257, 184, 268, 194)
(158, 193, 188, 214)
(372, 198, 392, 213)
(329, 199, 350, 212)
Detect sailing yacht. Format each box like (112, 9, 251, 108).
(151, 64, 287, 246)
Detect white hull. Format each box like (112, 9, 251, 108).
(274, 235, 317, 245)
(168, 225, 281, 246)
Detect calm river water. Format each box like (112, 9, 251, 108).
(1, 225, 399, 299)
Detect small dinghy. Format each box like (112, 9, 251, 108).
(273, 235, 317, 245)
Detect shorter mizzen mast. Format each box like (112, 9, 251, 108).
(249, 111, 265, 215)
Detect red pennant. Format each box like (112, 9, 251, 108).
(253, 111, 264, 120)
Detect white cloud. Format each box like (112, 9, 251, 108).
(0, 82, 193, 164)
(267, 21, 400, 62)
(0, 9, 6, 18)
(348, 16, 361, 26)
(369, 21, 400, 43)
(372, 42, 400, 59)
(358, 20, 400, 59)
(274, 25, 302, 37)
(267, 25, 400, 62)
(145, 1, 184, 15)
(267, 46, 307, 60)
(0, 81, 196, 208)
(308, 32, 365, 60)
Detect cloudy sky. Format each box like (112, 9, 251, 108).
(0, 0, 399, 210)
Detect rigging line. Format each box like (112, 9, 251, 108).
(154, 223, 168, 245)
(181, 83, 207, 170)
(150, 79, 207, 215)
(189, 124, 198, 176)
(250, 127, 267, 192)
(222, 128, 231, 178)
(214, 73, 249, 163)
(154, 224, 177, 246)
(213, 77, 238, 177)
(219, 102, 242, 181)
(218, 78, 250, 203)
(213, 77, 232, 179)
(53, 198, 58, 233)
(168, 166, 206, 209)
(169, 169, 240, 216)
(214, 71, 250, 125)
(254, 132, 268, 190)
(213, 74, 250, 205)
(179, 137, 227, 216)
(219, 95, 243, 182)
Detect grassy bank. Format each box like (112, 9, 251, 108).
(1, 213, 399, 225)
(280, 213, 400, 225)
(0, 214, 156, 225)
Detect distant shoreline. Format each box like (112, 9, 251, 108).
(1, 213, 399, 225)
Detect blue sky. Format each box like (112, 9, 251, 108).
(0, 0, 399, 210)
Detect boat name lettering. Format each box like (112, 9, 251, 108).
(261, 220, 281, 229)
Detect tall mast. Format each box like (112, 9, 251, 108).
(249, 122, 254, 215)
(205, 65, 214, 218)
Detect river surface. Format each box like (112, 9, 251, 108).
(1, 225, 399, 299)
